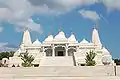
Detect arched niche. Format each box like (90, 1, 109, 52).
(68, 48, 76, 56)
(45, 48, 52, 56)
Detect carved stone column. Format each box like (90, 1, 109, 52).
(52, 44, 55, 57)
(66, 44, 68, 56)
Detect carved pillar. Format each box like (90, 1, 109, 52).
(52, 44, 55, 57)
(66, 44, 68, 56)
(43, 47, 46, 56)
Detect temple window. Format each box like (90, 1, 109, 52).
(45, 49, 52, 56)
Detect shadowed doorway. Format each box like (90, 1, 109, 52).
(55, 47, 65, 56)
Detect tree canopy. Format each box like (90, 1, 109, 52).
(0, 51, 15, 60)
(20, 52, 34, 67)
(85, 50, 96, 66)
(114, 59, 120, 65)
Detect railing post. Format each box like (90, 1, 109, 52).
(114, 65, 117, 76)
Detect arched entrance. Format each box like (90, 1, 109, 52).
(45, 48, 52, 56)
(55, 46, 66, 56)
(68, 48, 76, 56)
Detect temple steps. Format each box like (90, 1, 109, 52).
(0, 66, 119, 80)
(40, 57, 74, 66)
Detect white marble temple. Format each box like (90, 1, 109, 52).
(9, 25, 114, 67)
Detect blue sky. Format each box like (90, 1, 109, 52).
(0, 0, 120, 58)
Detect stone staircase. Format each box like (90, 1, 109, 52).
(0, 66, 119, 80)
(40, 56, 74, 66)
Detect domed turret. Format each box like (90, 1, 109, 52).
(68, 33, 77, 43)
(80, 39, 89, 44)
(33, 39, 41, 46)
(54, 31, 67, 41)
(44, 35, 54, 42)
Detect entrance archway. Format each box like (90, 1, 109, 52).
(45, 48, 52, 56)
(68, 48, 76, 56)
(55, 46, 66, 56)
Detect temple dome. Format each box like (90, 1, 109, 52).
(80, 39, 89, 44)
(54, 31, 67, 40)
(44, 35, 53, 42)
(33, 39, 41, 46)
(68, 33, 78, 43)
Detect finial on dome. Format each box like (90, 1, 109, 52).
(71, 32, 74, 35)
(94, 21, 99, 30)
(24, 27, 29, 32)
(59, 27, 62, 32)
(48, 32, 52, 36)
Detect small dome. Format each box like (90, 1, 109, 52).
(80, 39, 89, 44)
(68, 33, 77, 42)
(33, 39, 41, 46)
(44, 35, 53, 42)
(54, 31, 67, 40)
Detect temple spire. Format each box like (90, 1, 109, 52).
(92, 23, 101, 45)
(22, 29, 32, 45)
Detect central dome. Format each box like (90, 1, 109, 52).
(54, 31, 67, 40)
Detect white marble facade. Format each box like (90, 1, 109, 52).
(9, 25, 114, 67)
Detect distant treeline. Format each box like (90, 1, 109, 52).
(114, 59, 120, 65)
(0, 51, 15, 60)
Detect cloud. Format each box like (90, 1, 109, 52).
(28, 0, 99, 13)
(79, 9, 100, 22)
(15, 18, 43, 34)
(102, 0, 120, 11)
(0, 0, 119, 33)
(0, 26, 3, 32)
(0, 42, 17, 52)
(0, 0, 119, 21)
(0, 0, 99, 20)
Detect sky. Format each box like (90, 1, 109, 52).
(0, 0, 120, 58)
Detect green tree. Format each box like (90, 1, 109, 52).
(9, 51, 15, 57)
(20, 53, 34, 67)
(114, 59, 120, 65)
(85, 50, 96, 66)
(0, 51, 15, 60)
